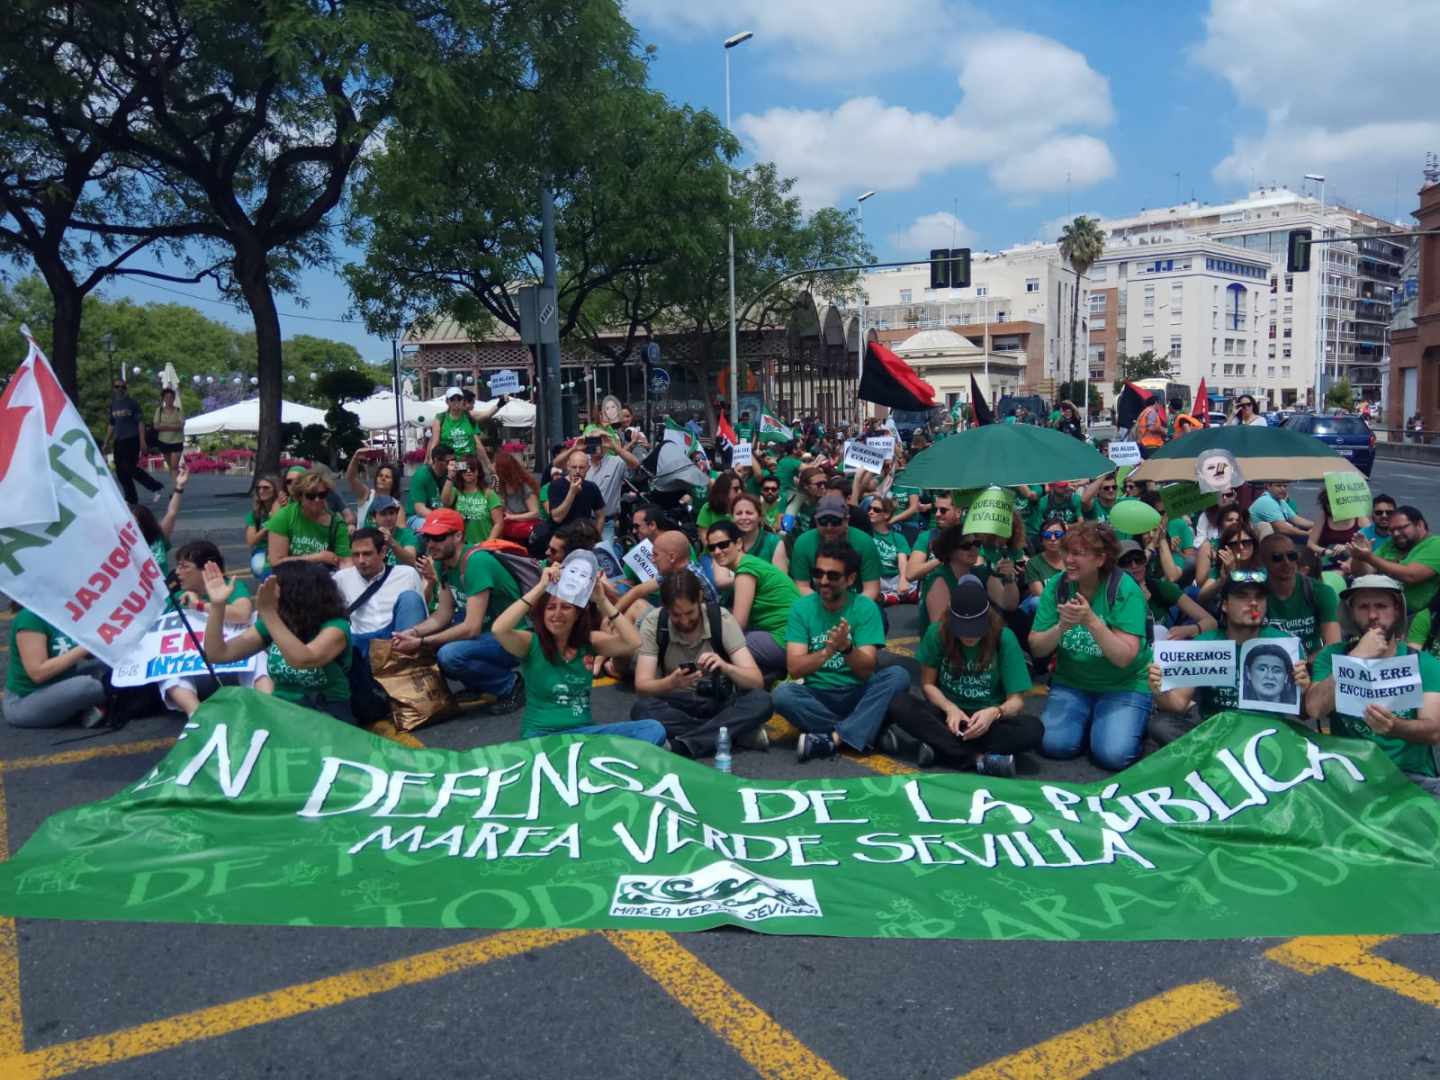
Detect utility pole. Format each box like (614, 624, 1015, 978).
(539, 184, 563, 461)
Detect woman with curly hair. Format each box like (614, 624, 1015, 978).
(202, 560, 354, 723)
(443, 454, 502, 544)
(346, 451, 403, 527)
(492, 450, 542, 543)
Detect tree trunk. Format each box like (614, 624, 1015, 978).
(39, 264, 84, 403)
(1068, 268, 1080, 391)
(235, 250, 285, 478)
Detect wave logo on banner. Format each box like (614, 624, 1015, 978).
(612, 861, 822, 923)
(0, 330, 166, 664)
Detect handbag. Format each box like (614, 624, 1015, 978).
(369, 639, 456, 732)
(499, 517, 539, 543)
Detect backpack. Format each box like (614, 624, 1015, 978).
(461, 544, 542, 594)
(656, 599, 729, 673)
(1058, 567, 1153, 646)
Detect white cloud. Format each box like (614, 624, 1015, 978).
(989, 135, 1115, 196)
(891, 211, 975, 254)
(1195, 0, 1440, 211)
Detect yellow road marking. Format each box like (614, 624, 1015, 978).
(1267, 935, 1440, 1009)
(0, 930, 586, 1080)
(957, 979, 1242, 1080)
(0, 772, 22, 1057)
(603, 931, 844, 1080)
(0, 737, 177, 774)
(764, 714, 918, 775)
(592, 675, 619, 687)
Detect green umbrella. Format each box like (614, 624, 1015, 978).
(894, 424, 1116, 491)
(1129, 424, 1363, 484)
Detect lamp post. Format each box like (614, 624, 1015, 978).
(1306, 172, 1326, 409)
(724, 30, 753, 429)
(856, 191, 876, 414)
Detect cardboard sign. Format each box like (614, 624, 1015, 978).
(843, 441, 887, 475)
(110, 611, 258, 688)
(962, 487, 1015, 538)
(1108, 441, 1142, 467)
(1324, 471, 1372, 521)
(487, 369, 521, 396)
(622, 539, 659, 582)
(867, 435, 896, 460)
(1155, 639, 1237, 691)
(1333, 653, 1423, 719)
(1237, 637, 1303, 715)
(1160, 482, 1219, 519)
(730, 442, 753, 469)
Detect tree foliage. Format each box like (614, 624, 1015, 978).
(1326, 377, 1356, 412)
(1112, 350, 1174, 391)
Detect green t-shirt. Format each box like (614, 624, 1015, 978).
(439, 412, 478, 455)
(784, 592, 886, 690)
(914, 623, 1031, 713)
(1374, 535, 1440, 616)
(744, 530, 781, 563)
(520, 634, 593, 737)
(760, 499, 785, 530)
(788, 527, 882, 591)
(405, 465, 441, 519)
(776, 455, 802, 495)
(1265, 579, 1339, 656)
(454, 488, 502, 545)
(696, 502, 732, 530)
(245, 509, 268, 555)
(1026, 491, 1082, 532)
(264, 502, 350, 558)
(1146, 574, 1184, 625)
(538, 482, 551, 514)
(385, 527, 419, 567)
(1311, 641, 1440, 777)
(441, 547, 523, 631)
(1189, 626, 1293, 718)
(870, 528, 912, 578)
(1032, 570, 1151, 692)
(5, 610, 82, 697)
(1025, 554, 1064, 592)
(734, 553, 801, 643)
(255, 616, 352, 704)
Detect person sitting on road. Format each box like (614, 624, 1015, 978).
(1248, 480, 1314, 541)
(904, 492, 963, 582)
(346, 451, 403, 528)
(1196, 521, 1262, 606)
(1260, 533, 1340, 657)
(202, 561, 355, 724)
(703, 520, 799, 679)
(615, 530, 719, 615)
(547, 446, 607, 535)
(443, 452, 502, 545)
(1307, 489, 1369, 565)
(245, 473, 285, 580)
(490, 552, 665, 744)
(266, 469, 353, 571)
(1023, 517, 1068, 614)
(785, 493, 883, 601)
(368, 496, 419, 567)
(915, 523, 1020, 637)
(130, 463, 189, 576)
(697, 470, 742, 531)
(390, 509, 527, 714)
(727, 494, 780, 562)
(783, 466, 829, 535)
(405, 444, 452, 533)
(3, 603, 109, 729)
(773, 542, 911, 762)
(1359, 493, 1396, 544)
(1349, 505, 1440, 625)
(1117, 538, 1215, 641)
(1029, 521, 1153, 771)
(334, 528, 427, 660)
(882, 575, 1040, 775)
(1080, 473, 1121, 524)
(867, 496, 916, 606)
(630, 571, 772, 758)
(1306, 575, 1440, 800)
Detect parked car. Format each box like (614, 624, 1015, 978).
(1282, 413, 1376, 476)
(1208, 412, 1228, 427)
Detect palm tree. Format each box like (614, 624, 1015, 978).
(1057, 216, 1106, 395)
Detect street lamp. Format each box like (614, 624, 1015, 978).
(724, 29, 754, 427)
(856, 191, 877, 396)
(1305, 172, 1326, 408)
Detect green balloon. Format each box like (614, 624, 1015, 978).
(1107, 498, 1161, 535)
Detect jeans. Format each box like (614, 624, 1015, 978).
(3, 664, 107, 728)
(113, 437, 163, 503)
(437, 633, 520, 696)
(630, 687, 773, 758)
(743, 631, 787, 680)
(565, 720, 667, 745)
(885, 694, 1044, 768)
(1040, 682, 1152, 771)
(772, 666, 910, 752)
(351, 591, 429, 660)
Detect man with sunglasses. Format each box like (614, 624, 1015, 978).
(1349, 505, 1440, 619)
(787, 494, 882, 601)
(1359, 494, 1396, 544)
(1080, 473, 1121, 524)
(774, 543, 910, 762)
(1258, 534, 1339, 656)
(905, 492, 963, 583)
(1226, 395, 1268, 427)
(1248, 480, 1314, 540)
(757, 478, 785, 530)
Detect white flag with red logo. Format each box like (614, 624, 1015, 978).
(0, 331, 167, 664)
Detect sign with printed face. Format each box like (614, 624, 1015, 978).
(843, 441, 887, 475)
(1238, 636, 1303, 715)
(1155, 639, 1237, 691)
(1107, 441, 1142, 467)
(1333, 653, 1423, 719)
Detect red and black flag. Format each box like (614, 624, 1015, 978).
(859, 342, 937, 412)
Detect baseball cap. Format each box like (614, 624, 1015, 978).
(1116, 540, 1144, 562)
(815, 493, 849, 523)
(418, 508, 465, 537)
(445, 387, 464, 400)
(947, 575, 992, 639)
(370, 495, 399, 513)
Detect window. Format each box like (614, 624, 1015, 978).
(1284, 276, 1294, 293)
(1223, 338, 1234, 355)
(1283, 346, 1292, 359)
(994, 311, 1006, 322)
(1170, 335, 1182, 358)
(1282, 365, 1291, 377)
(1170, 283, 1183, 321)
(1143, 285, 1155, 314)
(1211, 336, 1218, 355)
(975, 286, 988, 297)
(899, 289, 912, 303)
(1142, 336, 1154, 353)
(1210, 363, 1217, 375)
(1026, 277, 1040, 293)
(1267, 366, 1276, 377)
(1283, 327, 1292, 339)
(1224, 364, 1234, 376)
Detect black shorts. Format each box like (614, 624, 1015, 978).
(155, 441, 183, 454)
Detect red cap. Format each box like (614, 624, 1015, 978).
(419, 508, 465, 537)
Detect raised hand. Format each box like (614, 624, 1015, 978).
(255, 576, 281, 620)
(201, 561, 234, 606)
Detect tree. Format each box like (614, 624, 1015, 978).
(1057, 215, 1105, 389)
(1326, 378, 1356, 412)
(313, 369, 377, 466)
(1057, 379, 1102, 416)
(1112, 350, 1174, 392)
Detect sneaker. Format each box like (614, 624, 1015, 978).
(796, 732, 838, 763)
(454, 688, 496, 709)
(876, 727, 902, 755)
(915, 742, 936, 768)
(735, 726, 769, 752)
(484, 675, 525, 715)
(80, 706, 107, 729)
(976, 753, 1016, 778)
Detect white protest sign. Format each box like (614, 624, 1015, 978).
(1333, 653, 1424, 719)
(867, 435, 896, 460)
(844, 441, 887, 475)
(487, 369, 521, 396)
(1155, 639, 1237, 691)
(622, 539, 659, 582)
(1108, 441, 1142, 467)
(730, 442, 753, 469)
(110, 611, 258, 688)
(1238, 636, 1303, 715)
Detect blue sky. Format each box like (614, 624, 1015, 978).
(99, 0, 1436, 362)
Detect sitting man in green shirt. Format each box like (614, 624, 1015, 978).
(1260, 533, 1340, 656)
(1305, 574, 1440, 799)
(1348, 505, 1440, 623)
(392, 508, 526, 714)
(773, 542, 911, 762)
(405, 444, 452, 533)
(785, 493, 882, 600)
(369, 496, 420, 567)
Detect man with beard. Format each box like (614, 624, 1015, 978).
(787, 494, 882, 600)
(1359, 493, 1396, 544)
(1349, 506, 1440, 620)
(758, 476, 785, 531)
(904, 492, 963, 583)
(1305, 575, 1440, 798)
(1261, 534, 1340, 657)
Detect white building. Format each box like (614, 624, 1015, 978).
(890, 328, 1025, 410)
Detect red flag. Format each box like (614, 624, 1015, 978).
(1194, 379, 1209, 426)
(716, 413, 739, 448)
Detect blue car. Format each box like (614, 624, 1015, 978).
(1282, 414, 1375, 476)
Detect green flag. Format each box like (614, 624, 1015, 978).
(0, 690, 1437, 940)
(663, 416, 697, 452)
(758, 414, 793, 444)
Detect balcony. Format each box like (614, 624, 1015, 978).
(1354, 325, 1388, 344)
(1354, 299, 1392, 322)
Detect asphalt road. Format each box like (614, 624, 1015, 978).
(0, 459, 1437, 1078)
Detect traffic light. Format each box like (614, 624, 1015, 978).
(949, 248, 971, 289)
(929, 248, 949, 290)
(1287, 229, 1312, 273)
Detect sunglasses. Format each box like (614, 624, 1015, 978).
(707, 540, 733, 552)
(955, 539, 980, 550)
(1119, 555, 1146, 568)
(1041, 530, 1065, 540)
(303, 491, 329, 502)
(1373, 508, 1393, 516)
(811, 570, 847, 582)
(867, 505, 887, 514)
(1227, 538, 1255, 548)
(1230, 568, 1269, 584)
(1269, 551, 1299, 563)
(1101, 486, 1117, 493)
(815, 516, 846, 527)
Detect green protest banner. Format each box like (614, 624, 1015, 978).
(0, 690, 1438, 941)
(1160, 482, 1219, 519)
(962, 487, 1015, 538)
(1325, 470, 1372, 520)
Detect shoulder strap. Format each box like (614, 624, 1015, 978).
(328, 514, 341, 550)
(1299, 573, 1314, 606)
(1106, 567, 1124, 609)
(656, 607, 671, 671)
(706, 600, 728, 661)
(346, 565, 393, 614)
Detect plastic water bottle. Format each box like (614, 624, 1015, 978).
(715, 726, 732, 774)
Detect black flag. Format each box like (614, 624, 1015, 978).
(969, 374, 994, 426)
